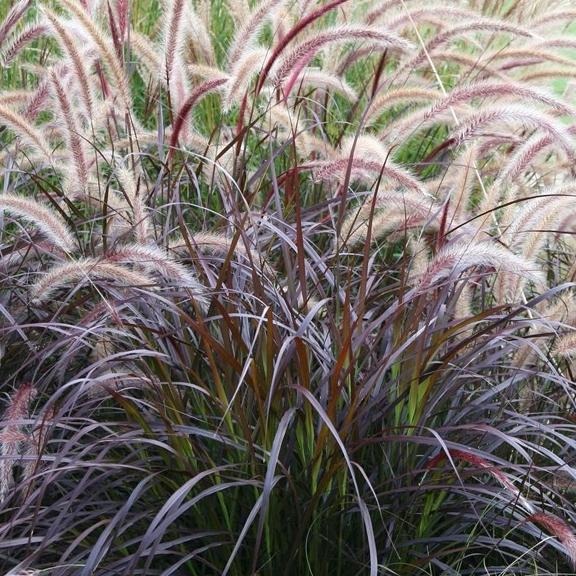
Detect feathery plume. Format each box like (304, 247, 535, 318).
(425, 81, 576, 121)
(0, 104, 52, 160)
(261, 100, 337, 158)
(386, 6, 479, 31)
(532, 11, 576, 29)
(553, 332, 576, 358)
(365, 87, 442, 126)
(223, 48, 268, 110)
(0, 0, 31, 46)
(107, 0, 123, 59)
(31, 259, 153, 303)
(520, 66, 576, 84)
(503, 192, 576, 255)
(340, 189, 442, 248)
(131, 31, 162, 80)
(227, 0, 286, 68)
(448, 144, 478, 221)
(426, 51, 508, 80)
(528, 512, 576, 567)
(253, 0, 351, 95)
(49, 70, 90, 198)
(0, 90, 30, 106)
(494, 199, 570, 302)
(496, 48, 576, 71)
(58, 0, 131, 109)
(23, 79, 50, 121)
(403, 18, 537, 74)
(162, 0, 186, 80)
(495, 133, 558, 186)
(536, 36, 576, 50)
(340, 207, 429, 249)
(189, 64, 230, 82)
(0, 194, 75, 252)
(115, 165, 150, 243)
(169, 231, 250, 258)
(43, 8, 95, 121)
(185, 7, 215, 65)
(0, 23, 47, 67)
(168, 78, 227, 156)
(339, 135, 394, 165)
(0, 384, 36, 501)
(107, 243, 205, 292)
(452, 105, 575, 159)
(225, 0, 250, 24)
(426, 449, 535, 513)
(21, 406, 55, 486)
(275, 25, 413, 97)
(417, 241, 544, 291)
(363, 0, 401, 25)
(296, 69, 358, 101)
(309, 158, 427, 194)
(115, 0, 129, 39)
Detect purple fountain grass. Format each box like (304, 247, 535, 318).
(537, 36, 576, 50)
(0, 91, 29, 106)
(22, 79, 50, 121)
(339, 188, 443, 248)
(363, 0, 400, 25)
(365, 86, 442, 126)
(21, 406, 55, 486)
(502, 192, 576, 255)
(223, 48, 268, 110)
(107, 0, 124, 61)
(0, 0, 576, 573)
(169, 231, 250, 258)
(115, 0, 129, 41)
(186, 9, 216, 66)
(497, 125, 576, 186)
(340, 208, 431, 249)
(494, 47, 576, 71)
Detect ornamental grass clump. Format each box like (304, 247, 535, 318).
(1, 0, 576, 574)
